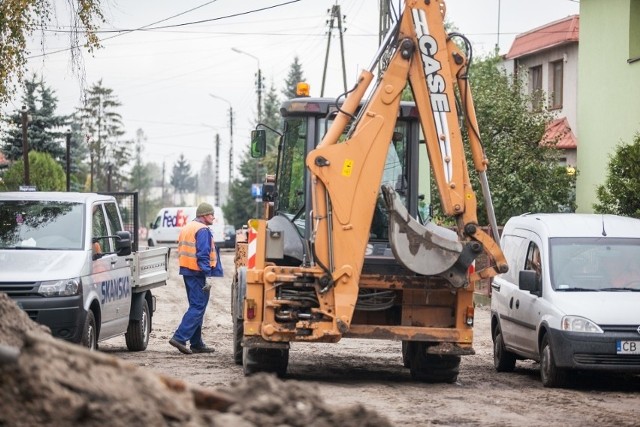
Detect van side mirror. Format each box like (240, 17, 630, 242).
(251, 129, 267, 158)
(519, 270, 541, 296)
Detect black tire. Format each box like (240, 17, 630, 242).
(401, 341, 411, 368)
(125, 299, 150, 351)
(243, 347, 289, 378)
(408, 342, 461, 383)
(540, 334, 566, 388)
(231, 277, 243, 365)
(81, 310, 98, 351)
(493, 331, 517, 372)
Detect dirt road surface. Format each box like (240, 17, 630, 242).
(101, 250, 640, 426)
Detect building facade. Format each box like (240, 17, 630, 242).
(576, 0, 640, 212)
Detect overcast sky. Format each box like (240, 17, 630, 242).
(13, 0, 579, 183)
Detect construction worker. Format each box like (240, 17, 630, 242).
(169, 202, 219, 354)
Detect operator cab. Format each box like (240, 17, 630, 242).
(251, 94, 429, 272)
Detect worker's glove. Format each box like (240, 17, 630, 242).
(202, 277, 214, 292)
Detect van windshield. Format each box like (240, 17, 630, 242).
(550, 237, 640, 291)
(0, 201, 84, 250)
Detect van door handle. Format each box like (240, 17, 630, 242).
(509, 297, 513, 309)
(491, 282, 501, 292)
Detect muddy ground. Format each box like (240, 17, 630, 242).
(4, 249, 638, 426)
(97, 250, 640, 426)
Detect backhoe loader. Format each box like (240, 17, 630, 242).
(231, 0, 508, 383)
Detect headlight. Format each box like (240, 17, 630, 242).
(561, 315, 603, 333)
(38, 278, 81, 297)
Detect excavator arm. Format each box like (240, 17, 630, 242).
(306, 0, 508, 306)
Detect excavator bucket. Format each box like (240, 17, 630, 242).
(381, 185, 481, 288)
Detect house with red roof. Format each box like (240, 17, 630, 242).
(503, 15, 579, 169)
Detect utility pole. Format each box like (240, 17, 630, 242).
(66, 130, 71, 191)
(215, 133, 220, 205)
(21, 106, 30, 186)
(321, 3, 348, 96)
(209, 94, 234, 183)
(88, 135, 94, 192)
(161, 161, 166, 205)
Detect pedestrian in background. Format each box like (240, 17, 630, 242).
(169, 202, 219, 354)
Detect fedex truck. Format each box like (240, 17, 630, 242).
(147, 206, 225, 247)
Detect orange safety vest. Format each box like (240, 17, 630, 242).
(177, 221, 217, 271)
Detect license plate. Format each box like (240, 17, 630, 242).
(617, 341, 640, 354)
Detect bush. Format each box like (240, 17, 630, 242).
(594, 133, 640, 218)
(2, 151, 66, 191)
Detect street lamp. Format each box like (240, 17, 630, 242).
(209, 94, 234, 184)
(231, 47, 263, 121)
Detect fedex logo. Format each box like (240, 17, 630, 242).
(163, 209, 190, 227)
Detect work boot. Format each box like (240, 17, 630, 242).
(169, 338, 192, 354)
(190, 344, 215, 354)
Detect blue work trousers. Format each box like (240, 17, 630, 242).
(173, 275, 210, 347)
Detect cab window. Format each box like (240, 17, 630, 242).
(92, 204, 110, 254)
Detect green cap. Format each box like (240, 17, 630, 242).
(196, 202, 214, 217)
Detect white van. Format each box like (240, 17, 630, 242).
(491, 213, 640, 387)
(147, 206, 226, 247)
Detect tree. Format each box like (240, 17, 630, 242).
(223, 152, 263, 228)
(0, 0, 104, 105)
(224, 80, 283, 228)
(76, 80, 131, 191)
(130, 129, 155, 224)
(282, 56, 305, 99)
(199, 154, 215, 197)
(459, 54, 576, 224)
(67, 111, 91, 191)
(170, 154, 195, 205)
(593, 133, 640, 218)
(1, 151, 65, 191)
(1, 75, 69, 163)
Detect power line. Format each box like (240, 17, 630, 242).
(28, 0, 301, 59)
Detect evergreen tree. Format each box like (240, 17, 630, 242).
(1, 151, 65, 191)
(130, 129, 155, 224)
(76, 80, 131, 191)
(67, 112, 91, 191)
(223, 151, 263, 228)
(199, 154, 215, 197)
(1, 75, 68, 164)
(594, 133, 640, 218)
(261, 81, 282, 173)
(170, 153, 195, 205)
(282, 56, 305, 99)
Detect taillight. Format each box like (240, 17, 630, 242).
(246, 299, 256, 320)
(465, 306, 474, 326)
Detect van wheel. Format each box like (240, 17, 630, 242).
(81, 310, 98, 351)
(126, 299, 150, 351)
(493, 330, 516, 372)
(540, 334, 566, 388)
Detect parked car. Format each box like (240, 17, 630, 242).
(223, 225, 236, 249)
(491, 213, 640, 388)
